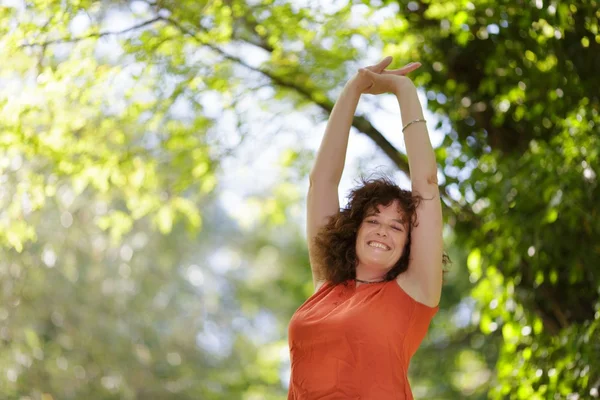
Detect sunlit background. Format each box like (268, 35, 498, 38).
(1, 0, 599, 399)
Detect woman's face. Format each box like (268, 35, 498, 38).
(355, 200, 408, 272)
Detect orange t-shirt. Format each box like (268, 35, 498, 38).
(287, 278, 438, 400)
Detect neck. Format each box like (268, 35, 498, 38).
(355, 264, 389, 282)
(356, 278, 385, 284)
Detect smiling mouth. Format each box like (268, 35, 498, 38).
(367, 241, 391, 250)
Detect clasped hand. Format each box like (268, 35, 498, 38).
(349, 56, 420, 95)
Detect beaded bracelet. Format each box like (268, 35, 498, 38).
(402, 118, 427, 133)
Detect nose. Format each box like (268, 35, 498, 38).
(376, 227, 388, 237)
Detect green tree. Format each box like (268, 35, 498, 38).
(1, 0, 598, 398)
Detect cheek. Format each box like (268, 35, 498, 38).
(357, 225, 369, 238)
(394, 234, 407, 250)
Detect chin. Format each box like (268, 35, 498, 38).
(361, 259, 395, 270)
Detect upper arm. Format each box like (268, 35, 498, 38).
(402, 178, 444, 306)
(306, 179, 339, 289)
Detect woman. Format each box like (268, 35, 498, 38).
(288, 56, 450, 399)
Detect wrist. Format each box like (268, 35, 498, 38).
(344, 79, 363, 96)
(393, 80, 416, 97)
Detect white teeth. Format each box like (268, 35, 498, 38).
(368, 241, 389, 250)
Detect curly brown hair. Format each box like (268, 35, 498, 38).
(312, 173, 451, 286)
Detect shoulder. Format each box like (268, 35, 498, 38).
(315, 280, 326, 292)
(314, 279, 352, 295)
(314, 280, 342, 294)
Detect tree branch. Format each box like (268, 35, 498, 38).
(18, 11, 467, 217)
(20, 17, 163, 47)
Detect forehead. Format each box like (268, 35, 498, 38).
(366, 202, 404, 218)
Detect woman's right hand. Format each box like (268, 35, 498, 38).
(348, 56, 421, 94)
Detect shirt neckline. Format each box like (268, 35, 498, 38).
(348, 278, 388, 290)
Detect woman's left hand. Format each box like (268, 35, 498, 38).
(359, 61, 420, 95)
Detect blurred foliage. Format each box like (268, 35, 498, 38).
(1, 0, 599, 399)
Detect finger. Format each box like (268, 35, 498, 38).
(383, 63, 421, 75)
(375, 56, 393, 72)
(366, 56, 393, 72)
(359, 68, 377, 78)
(393, 62, 421, 71)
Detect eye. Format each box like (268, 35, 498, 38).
(393, 226, 403, 231)
(368, 220, 378, 224)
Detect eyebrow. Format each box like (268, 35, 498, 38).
(365, 212, 405, 225)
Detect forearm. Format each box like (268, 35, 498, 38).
(394, 84, 438, 185)
(309, 82, 361, 185)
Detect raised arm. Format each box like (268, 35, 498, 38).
(395, 80, 443, 307)
(308, 83, 361, 186)
(306, 80, 361, 289)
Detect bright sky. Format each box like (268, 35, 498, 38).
(217, 92, 445, 223)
